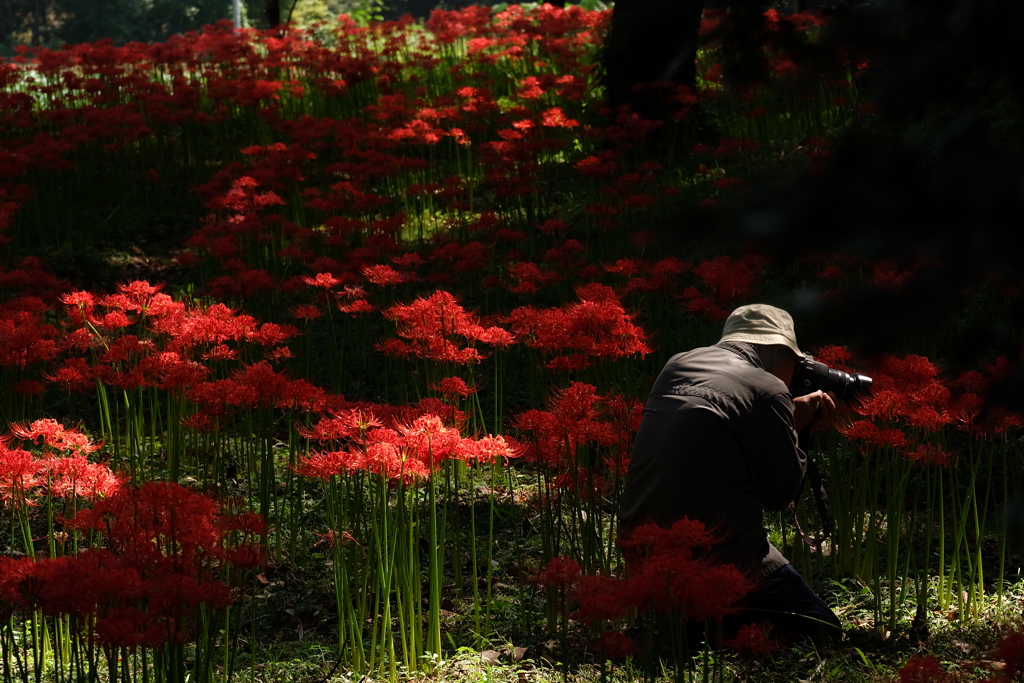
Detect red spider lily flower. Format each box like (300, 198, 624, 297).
(0, 557, 33, 617)
(391, 252, 425, 270)
(572, 574, 630, 624)
(903, 444, 951, 467)
(0, 310, 60, 368)
(14, 380, 45, 396)
(100, 334, 153, 363)
(227, 361, 292, 409)
(548, 382, 605, 424)
(505, 291, 650, 370)
(297, 409, 384, 443)
(29, 539, 244, 646)
(540, 107, 578, 128)
(599, 631, 633, 660)
(460, 434, 521, 464)
(553, 467, 610, 504)
(618, 519, 715, 562)
(856, 389, 906, 421)
(842, 419, 909, 450)
(59, 290, 99, 324)
(338, 299, 376, 316)
(518, 76, 545, 99)
(839, 419, 880, 443)
(724, 622, 779, 658)
(224, 545, 265, 569)
(897, 654, 949, 682)
(604, 258, 645, 277)
(278, 378, 328, 413)
(477, 327, 516, 348)
(142, 354, 210, 393)
(112, 280, 165, 313)
(398, 415, 463, 469)
(221, 511, 267, 537)
(8, 418, 101, 453)
(692, 255, 758, 303)
(636, 554, 752, 621)
(382, 290, 511, 364)
(292, 304, 322, 321)
(181, 413, 214, 433)
(100, 310, 132, 330)
(680, 291, 730, 321)
(71, 481, 264, 573)
(874, 428, 910, 449)
(575, 153, 618, 178)
(295, 448, 368, 479)
(303, 272, 341, 289)
(538, 556, 582, 587)
(2, 475, 263, 639)
(0, 441, 46, 508)
(538, 219, 567, 233)
(363, 264, 408, 285)
(513, 385, 634, 494)
(431, 376, 476, 399)
(46, 455, 123, 501)
(604, 519, 753, 622)
(871, 261, 915, 291)
(508, 261, 560, 294)
(906, 406, 953, 430)
(46, 357, 95, 392)
(814, 345, 855, 371)
(876, 354, 940, 386)
(369, 437, 426, 480)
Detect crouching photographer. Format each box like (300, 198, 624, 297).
(618, 304, 871, 645)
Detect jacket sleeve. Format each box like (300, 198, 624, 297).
(750, 391, 807, 510)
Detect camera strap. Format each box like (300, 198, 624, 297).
(794, 430, 833, 547)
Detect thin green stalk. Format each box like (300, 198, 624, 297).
(470, 463, 482, 642)
(998, 437, 1008, 604)
(427, 474, 442, 659)
(484, 460, 498, 635)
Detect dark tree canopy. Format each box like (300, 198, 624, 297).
(725, 0, 1024, 413)
(1, 0, 233, 51)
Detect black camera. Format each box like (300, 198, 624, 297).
(790, 357, 873, 401)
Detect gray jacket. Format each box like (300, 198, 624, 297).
(618, 341, 806, 580)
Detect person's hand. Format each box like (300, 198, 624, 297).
(793, 390, 837, 432)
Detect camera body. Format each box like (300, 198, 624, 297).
(790, 357, 873, 401)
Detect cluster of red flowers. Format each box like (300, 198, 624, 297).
(40, 6, 848, 341)
(512, 382, 642, 501)
(504, 284, 651, 371)
(0, 419, 120, 509)
(821, 347, 1022, 465)
(679, 254, 764, 320)
(538, 519, 751, 631)
(723, 622, 778, 659)
(380, 290, 512, 363)
(297, 408, 520, 482)
(0, 482, 264, 647)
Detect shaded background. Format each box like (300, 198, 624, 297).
(0, 0, 518, 52)
(3, 0, 1023, 407)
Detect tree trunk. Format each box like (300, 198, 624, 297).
(266, 0, 281, 27)
(602, 0, 705, 120)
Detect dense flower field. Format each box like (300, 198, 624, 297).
(1, 4, 1023, 682)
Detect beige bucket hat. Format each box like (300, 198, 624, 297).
(719, 304, 804, 359)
